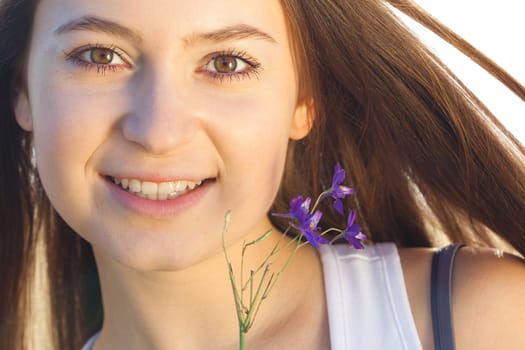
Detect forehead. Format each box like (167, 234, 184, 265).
(31, 0, 291, 45)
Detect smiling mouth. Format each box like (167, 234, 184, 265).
(107, 176, 209, 200)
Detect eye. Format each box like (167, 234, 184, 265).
(207, 55, 248, 74)
(86, 47, 120, 65)
(199, 50, 262, 82)
(65, 44, 131, 74)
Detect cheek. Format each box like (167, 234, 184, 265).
(200, 77, 298, 151)
(30, 75, 125, 157)
(34, 92, 97, 160)
(29, 83, 122, 213)
(201, 90, 296, 213)
(204, 90, 294, 163)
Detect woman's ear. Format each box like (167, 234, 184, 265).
(13, 90, 33, 131)
(289, 99, 314, 140)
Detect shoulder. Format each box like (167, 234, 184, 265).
(451, 246, 525, 350)
(399, 245, 525, 350)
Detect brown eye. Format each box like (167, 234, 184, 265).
(90, 48, 114, 65)
(200, 51, 261, 82)
(66, 45, 131, 74)
(214, 55, 238, 73)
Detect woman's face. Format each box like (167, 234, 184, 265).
(15, 0, 310, 270)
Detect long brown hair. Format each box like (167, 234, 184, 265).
(1, 1, 101, 348)
(0, 0, 523, 348)
(273, 0, 525, 249)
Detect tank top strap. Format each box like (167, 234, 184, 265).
(319, 243, 422, 350)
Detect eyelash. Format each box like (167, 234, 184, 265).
(200, 49, 262, 83)
(64, 45, 262, 82)
(64, 44, 131, 75)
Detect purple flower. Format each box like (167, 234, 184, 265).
(325, 163, 354, 215)
(273, 196, 329, 249)
(342, 210, 366, 249)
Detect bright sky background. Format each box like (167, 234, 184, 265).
(398, 0, 525, 143)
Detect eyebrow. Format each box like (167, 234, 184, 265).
(183, 24, 277, 46)
(54, 15, 143, 44)
(54, 15, 277, 46)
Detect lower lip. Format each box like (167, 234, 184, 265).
(103, 177, 213, 218)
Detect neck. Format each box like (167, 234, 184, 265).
(92, 227, 325, 350)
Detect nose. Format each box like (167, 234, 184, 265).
(121, 71, 199, 155)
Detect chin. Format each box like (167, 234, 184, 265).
(94, 233, 224, 273)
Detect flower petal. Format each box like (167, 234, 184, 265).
(289, 196, 305, 213)
(303, 229, 329, 249)
(335, 185, 353, 198)
(289, 196, 310, 222)
(346, 210, 357, 226)
(332, 163, 346, 186)
(343, 227, 366, 249)
(333, 199, 344, 215)
(310, 210, 323, 227)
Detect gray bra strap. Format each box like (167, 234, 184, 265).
(431, 244, 464, 350)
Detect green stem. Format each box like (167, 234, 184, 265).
(239, 330, 246, 350)
(320, 227, 342, 236)
(240, 227, 293, 291)
(312, 190, 330, 212)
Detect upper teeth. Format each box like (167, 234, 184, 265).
(111, 177, 203, 200)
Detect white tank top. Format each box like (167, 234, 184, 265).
(82, 243, 422, 350)
(319, 243, 423, 349)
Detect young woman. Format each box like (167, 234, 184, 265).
(1, 0, 524, 349)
